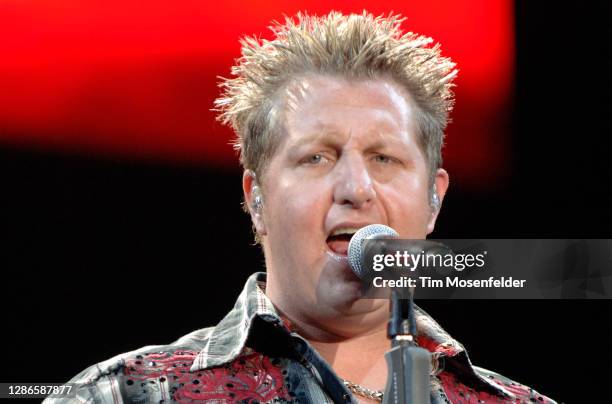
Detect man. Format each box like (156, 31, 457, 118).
(46, 11, 556, 403)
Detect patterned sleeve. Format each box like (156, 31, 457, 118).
(42, 348, 161, 404)
(42, 363, 102, 404)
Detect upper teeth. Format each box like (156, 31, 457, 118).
(330, 227, 360, 237)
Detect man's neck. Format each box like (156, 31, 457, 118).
(284, 311, 390, 393)
(309, 325, 389, 386)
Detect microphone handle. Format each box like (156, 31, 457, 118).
(383, 342, 431, 404)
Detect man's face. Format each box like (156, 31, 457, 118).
(245, 75, 448, 328)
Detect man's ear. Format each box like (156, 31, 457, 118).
(427, 168, 449, 234)
(242, 170, 267, 236)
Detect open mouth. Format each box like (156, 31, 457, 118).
(326, 228, 359, 255)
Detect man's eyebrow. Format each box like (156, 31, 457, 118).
(362, 137, 415, 159)
(291, 126, 347, 148)
(291, 127, 413, 151)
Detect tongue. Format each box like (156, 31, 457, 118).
(327, 239, 349, 255)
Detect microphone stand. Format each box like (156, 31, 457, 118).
(382, 288, 431, 404)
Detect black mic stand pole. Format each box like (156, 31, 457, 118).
(382, 288, 431, 404)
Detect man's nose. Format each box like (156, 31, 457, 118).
(333, 154, 376, 209)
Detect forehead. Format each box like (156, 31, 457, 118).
(279, 74, 418, 144)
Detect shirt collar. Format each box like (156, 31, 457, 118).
(191, 272, 513, 399)
(191, 272, 277, 371)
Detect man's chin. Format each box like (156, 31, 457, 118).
(316, 262, 372, 311)
(323, 249, 360, 279)
(309, 287, 390, 337)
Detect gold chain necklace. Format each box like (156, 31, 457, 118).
(341, 378, 383, 402)
(340, 351, 444, 402)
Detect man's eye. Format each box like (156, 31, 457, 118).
(304, 154, 325, 164)
(374, 154, 392, 163)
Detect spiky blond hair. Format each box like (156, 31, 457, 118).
(215, 11, 457, 184)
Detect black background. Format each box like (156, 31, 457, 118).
(2, 2, 611, 403)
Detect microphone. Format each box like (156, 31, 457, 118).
(348, 224, 398, 280)
(347, 224, 431, 404)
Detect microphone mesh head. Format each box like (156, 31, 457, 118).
(348, 224, 399, 279)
